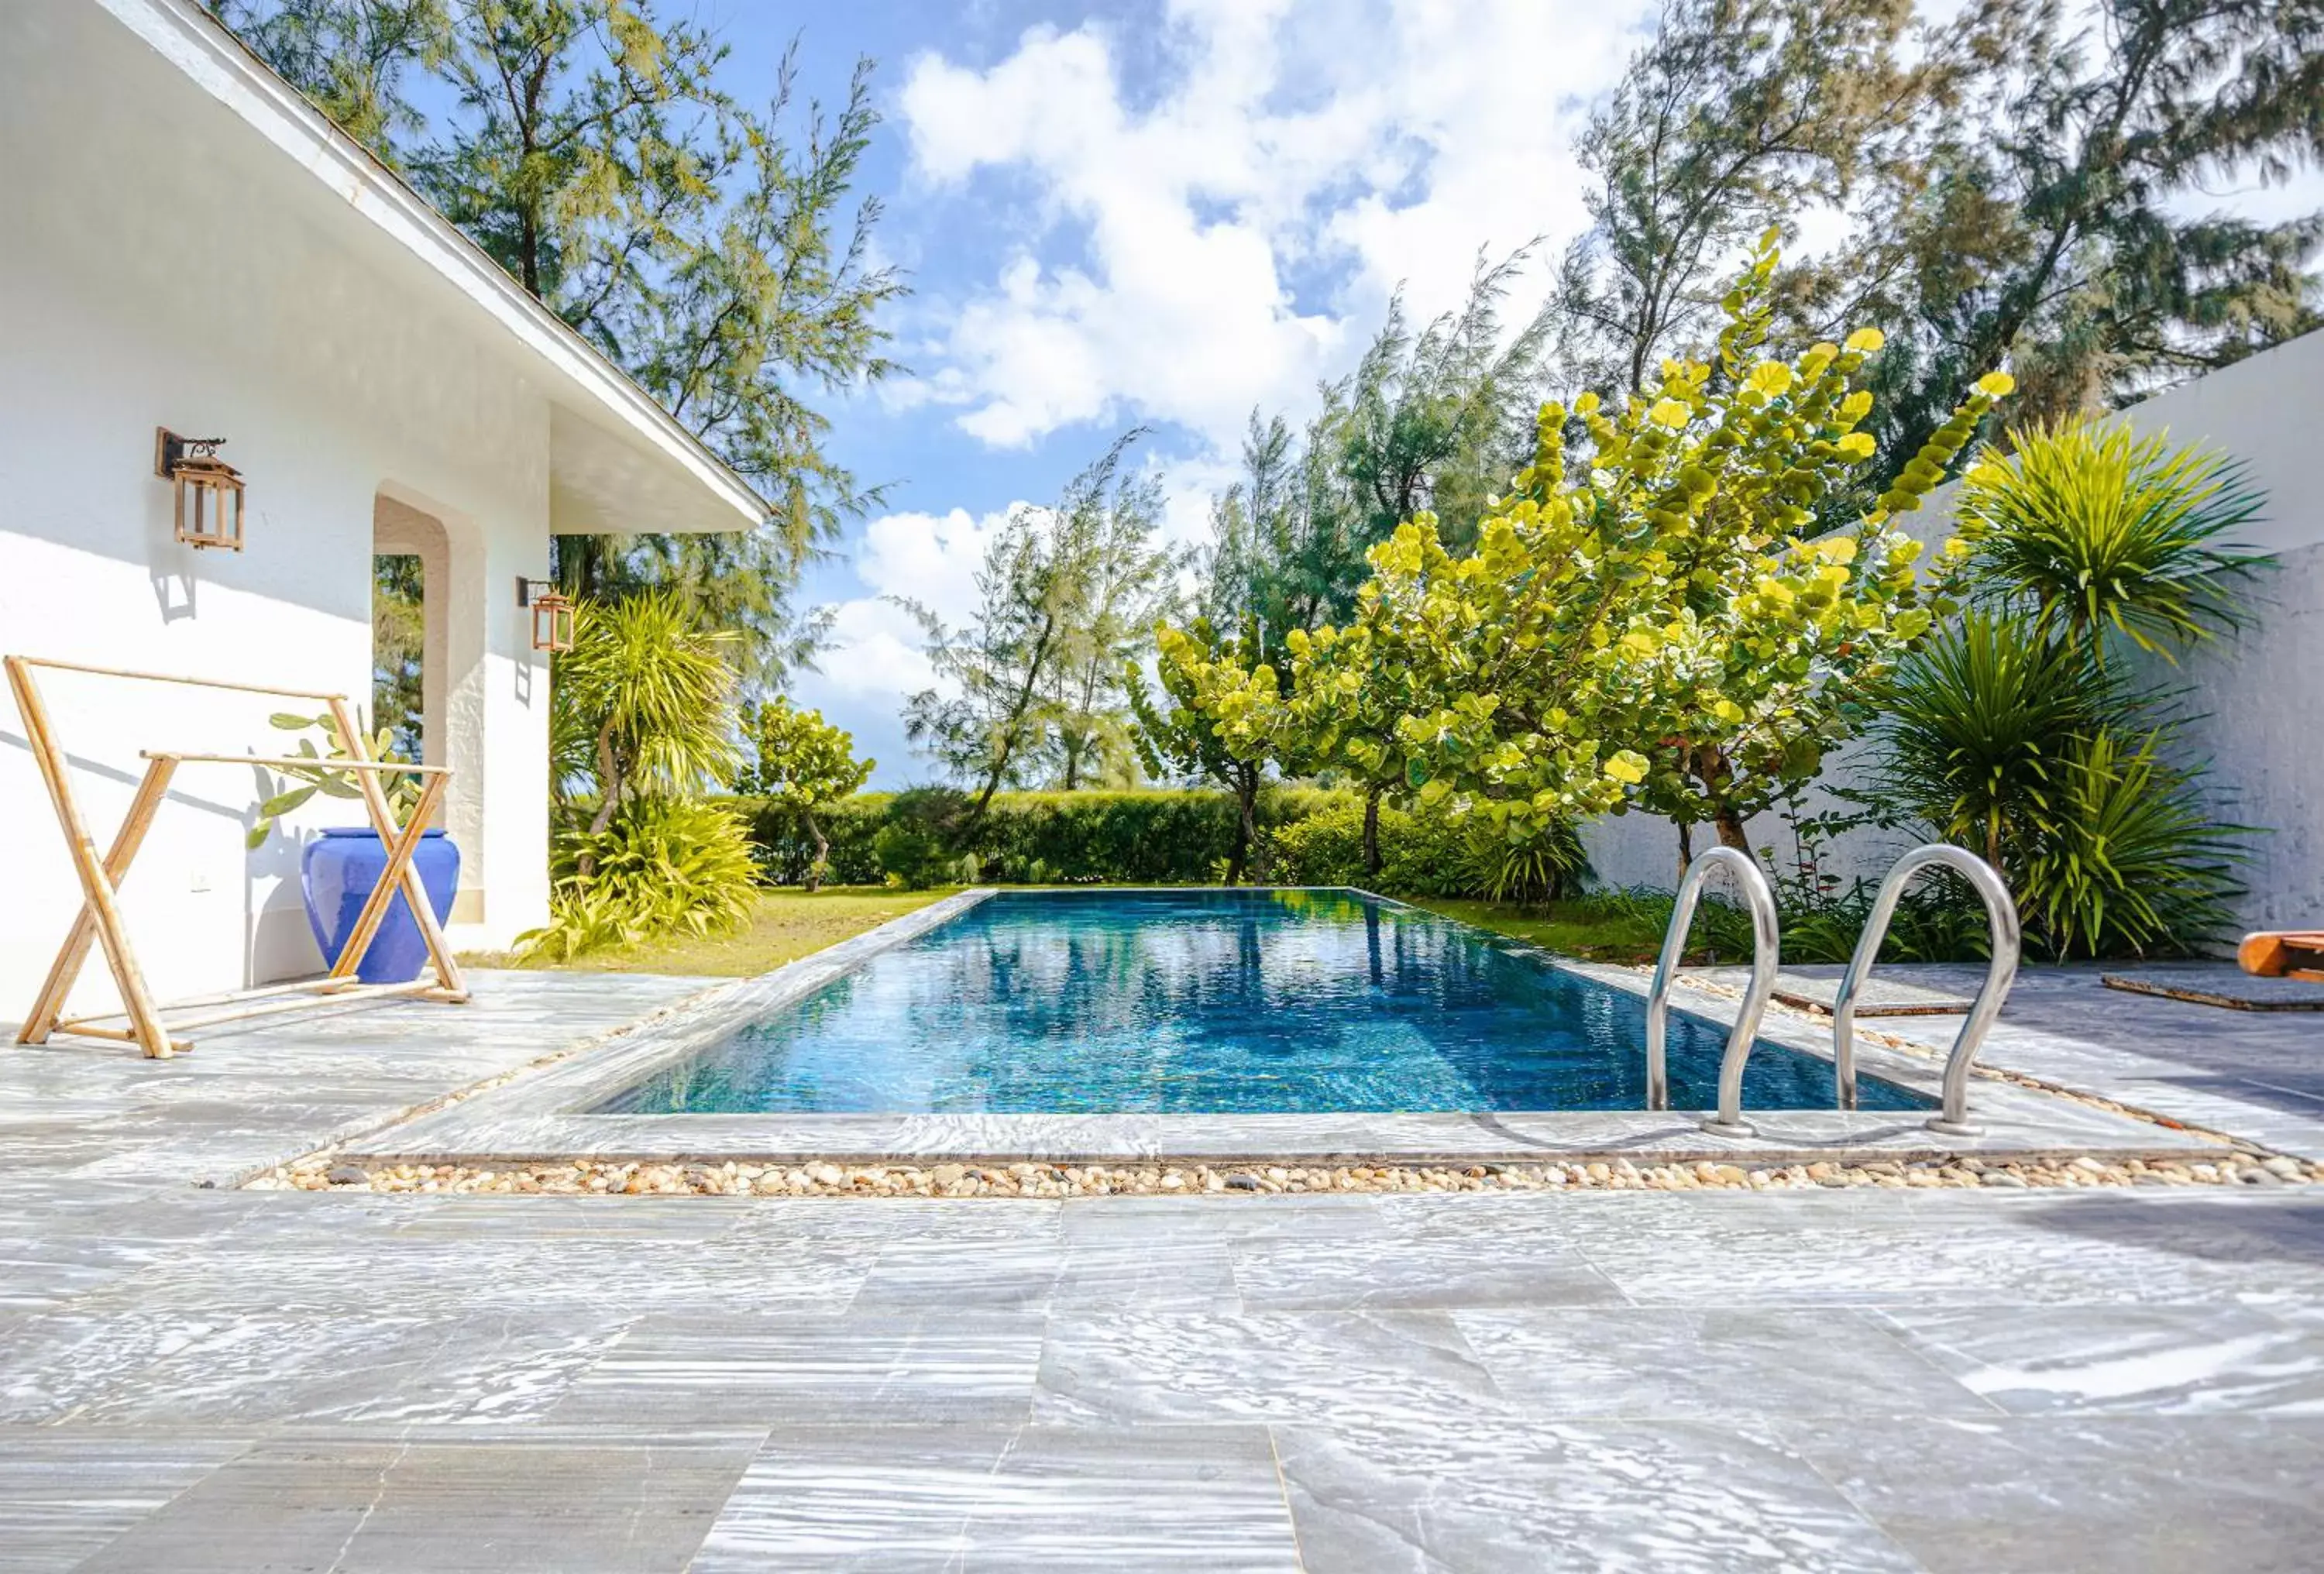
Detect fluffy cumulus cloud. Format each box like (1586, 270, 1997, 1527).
(806, 504, 1023, 703)
(895, 0, 1657, 452)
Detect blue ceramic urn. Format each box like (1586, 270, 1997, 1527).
(301, 827, 460, 983)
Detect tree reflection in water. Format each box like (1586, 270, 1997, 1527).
(602, 890, 1928, 1116)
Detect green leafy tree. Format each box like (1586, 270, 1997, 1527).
(1168, 238, 2013, 865)
(370, 553, 426, 762)
(1130, 616, 1278, 885)
(740, 698, 872, 891)
(210, 0, 445, 155)
(903, 434, 1174, 809)
(1552, 0, 1963, 398)
(1208, 252, 1551, 649)
(213, 2, 904, 691)
(1848, 0, 2324, 470)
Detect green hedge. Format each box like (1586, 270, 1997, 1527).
(735, 785, 1362, 888)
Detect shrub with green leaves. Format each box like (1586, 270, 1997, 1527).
(737, 699, 873, 892)
(1867, 419, 2264, 958)
(520, 797, 759, 962)
(248, 712, 424, 848)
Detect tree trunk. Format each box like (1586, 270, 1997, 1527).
(1713, 805, 1752, 856)
(1362, 788, 1382, 881)
(1227, 763, 1260, 885)
(580, 723, 622, 876)
(1675, 818, 1693, 882)
(805, 810, 828, 895)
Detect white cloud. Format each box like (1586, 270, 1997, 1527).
(896, 0, 1657, 452)
(806, 503, 1029, 705)
(854, 504, 1016, 624)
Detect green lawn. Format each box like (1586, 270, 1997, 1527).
(1404, 895, 1674, 965)
(475, 882, 1681, 978)
(470, 886, 957, 977)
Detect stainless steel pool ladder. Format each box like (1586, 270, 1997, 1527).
(1831, 844, 2021, 1136)
(1644, 847, 1780, 1138)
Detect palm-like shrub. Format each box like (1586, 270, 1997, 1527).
(1868, 421, 2264, 958)
(1871, 613, 2109, 875)
(552, 592, 743, 832)
(1958, 419, 2267, 657)
(525, 592, 757, 959)
(2018, 729, 2247, 958)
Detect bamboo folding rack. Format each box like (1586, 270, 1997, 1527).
(5, 655, 469, 1059)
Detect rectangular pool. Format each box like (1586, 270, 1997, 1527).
(597, 889, 1928, 1117)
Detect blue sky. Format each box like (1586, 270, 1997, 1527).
(703, 2, 2320, 788)
(689, 0, 1668, 785)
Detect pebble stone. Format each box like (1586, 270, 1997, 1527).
(242, 1150, 2324, 1199)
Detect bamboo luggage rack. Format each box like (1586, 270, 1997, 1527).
(5, 655, 469, 1059)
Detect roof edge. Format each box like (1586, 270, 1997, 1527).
(109, 0, 765, 530)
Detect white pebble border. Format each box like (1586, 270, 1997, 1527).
(245, 1151, 2322, 1198)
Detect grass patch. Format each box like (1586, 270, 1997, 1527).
(469, 882, 1728, 979)
(468, 886, 956, 977)
(1408, 894, 1687, 965)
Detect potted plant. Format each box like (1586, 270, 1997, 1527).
(250, 713, 457, 984)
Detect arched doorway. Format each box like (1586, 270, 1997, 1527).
(372, 489, 488, 924)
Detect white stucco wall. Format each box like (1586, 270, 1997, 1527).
(0, 0, 555, 1017)
(1581, 328, 2324, 935)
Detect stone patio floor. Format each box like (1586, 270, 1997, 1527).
(2, 965, 2321, 1571)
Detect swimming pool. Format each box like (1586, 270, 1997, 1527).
(596, 888, 1927, 1118)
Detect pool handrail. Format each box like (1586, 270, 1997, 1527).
(1644, 846, 1781, 1137)
(1830, 844, 2021, 1136)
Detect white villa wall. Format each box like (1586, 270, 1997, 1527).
(0, 0, 554, 1016)
(1580, 328, 2324, 936)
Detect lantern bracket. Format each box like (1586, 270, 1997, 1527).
(155, 428, 232, 479)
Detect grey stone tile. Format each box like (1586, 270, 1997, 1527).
(384, 1196, 753, 1241)
(690, 1425, 1300, 1573)
(849, 1235, 1067, 1312)
(1230, 1222, 1626, 1311)
(69, 1435, 756, 1574)
(1035, 1310, 1508, 1428)
(551, 1313, 1043, 1427)
(0, 1435, 245, 1574)
(1876, 1304, 2324, 1414)
(1453, 1307, 1997, 1421)
(1549, 1189, 2324, 1307)
(1054, 1237, 1241, 1311)
(729, 1196, 1060, 1245)
(1777, 1414, 2324, 1573)
(1275, 1416, 1920, 1573)
(0, 1235, 174, 1310)
(1059, 1193, 1387, 1243)
(0, 1310, 632, 1427)
(84, 1235, 875, 1315)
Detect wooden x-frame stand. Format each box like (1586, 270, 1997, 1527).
(5, 655, 469, 1059)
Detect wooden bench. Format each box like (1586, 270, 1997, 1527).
(2239, 930, 2324, 982)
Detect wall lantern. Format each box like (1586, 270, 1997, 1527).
(517, 576, 575, 653)
(155, 428, 246, 551)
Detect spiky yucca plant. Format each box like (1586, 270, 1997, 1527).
(1957, 419, 2267, 660)
(1869, 421, 2265, 958)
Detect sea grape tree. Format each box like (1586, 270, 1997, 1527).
(1161, 234, 2016, 862)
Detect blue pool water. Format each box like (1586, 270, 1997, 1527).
(599, 889, 1929, 1116)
